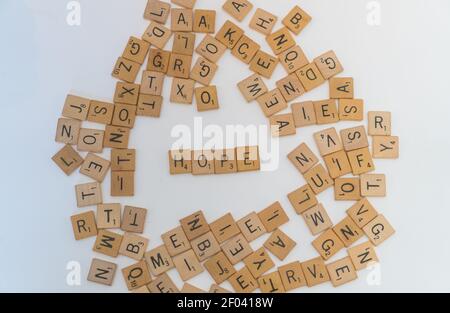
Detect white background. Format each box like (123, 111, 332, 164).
(1, 0, 450, 293)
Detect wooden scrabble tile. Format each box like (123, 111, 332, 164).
(122, 206, 147, 233)
(258, 202, 289, 232)
(304, 164, 334, 195)
(288, 143, 319, 174)
(93, 230, 123, 257)
(111, 104, 137, 129)
(137, 94, 163, 117)
(170, 78, 195, 104)
(249, 8, 277, 35)
(287, 184, 318, 214)
(348, 241, 379, 270)
(147, 48, 171, 73)
(243, 247, 275, 278)
(204, 251, 236, 284)
(180, 210, 210, 240)
(258, 271, 285, 293)
(133, 286, 151, 293)
(144, 0, 171, 24)
(231, 35, 260, 64)
(171, 0, 196, 9)
(264, 229, 296, 261)
(181, 283, 205, 293)
(192, 149, 215, 174)
(97, 203, 121, 229)
(162, 226, 191, 256)
(334, 177, 361, 201)
(282, 5, 311, 35)
(278, 45, 309, 74)
(373, 136, 399, 159)
(301, 257, 330, 287)
(112, 57, 141, 83)
(340, 126, 369, 153)
(228, 267, 258, 293)
(172, 32, 196, 55)
(368, 111, 391, 136)
(209, 213, 240, 244)
(114, 82, 140, 105)
(111, 171, 134, 196)
(222, 0, 253, 22)
(291, 101, 316, 127)
(147, 273, 180, 293)
(360, 174, 386, 197)
(296, 63, 325, 92)
(221, 233, 253, 264)
(314, 99, 339, 125)
(173, 249, 204, 281)
(191, 231, 221, 261)
(111, 149, 135, 171)
(330, 77, 354, 99)
(141, 70, 165, 96)
(333, 216, 363, 247)
(52, 145, 83, 175)
(302, 204, 333, 236)
(79, 153, 110, 182)
(256, 88, 287, 117)
(276, 74, 305, 103)
(144, 245, 174, 276)
(122, 260, 152, 291)
(55, 118, 81, 145)
(249, 50, 279, 79)
(71, 211, 97, 240)
(237, 73, 268, 102)
(86, 101, 114, 125)
(171, 9, 193, 32)
(104, 126, 130, 149)
(75, 182, 102, 208)
(193, 10, 216, 33)
(196, 35, 227, 63)
(266, 27, 296, 55)
(119, 233, 149, 260)
(215, 20, 244, 49)
(338, 99, 364, 121)
(236, 146, 260, 172)
(313, 127, 343, 156)
(323, 150, 352, 179)
(314, 50, 344, 79)
(209, 284, 232, 293)
(346, 198, 378, 228)
(122, 36, 150, 64)
(270, 113, 296, 137)
(87, 258, 116, 286)
(363, 214, 395, 246)
(278, 261, 307, 291)
(214, 148, 238, 174)
(190, 57, 218, 85)
(237, 212, 266, 242)
(347, 147, 375, 175)
(62, 94, 90, 120)
(169, 149, 192, 174)
(143, 22, 172, 49)
(327, 257, 357, 287)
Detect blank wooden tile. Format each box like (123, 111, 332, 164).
(243, 247, 275, 278)
(339, 99, 364, 121)
(104, 126, 130, 149)
(276, 74, 305, 103)
(172, 32, 196, 55)
(147, 273, 180, 293)
(79, 153, 110, 182)
(143, 22, 172, 49)
(296, 63, 325, 92)
(111, 149, 135, 172)
(209, 284, 232, 293)
(314, 99, 339, 125)
(196, 34, 227, 63)
(287, 143, 318, 174)
(291, 101, 316, 127)
(346, 198, 378, 228)
(62, 94, 90, 120)
(221, 233, 253, 265)
(215, 20, 244, 49)
(334, 177, 361, 201)
(214, 148, 238, 174)
(193, 9, 216, 33)
(222, 0, 253, 21)
(137, 94, 163, 117)
(111, 171, 134, 197)
(237, 212, 266, 242)
(266, 27, 296, 55)
(171, 9, 193, 32)
(87, 258, 116, 286)
(363, 214, 395, 246)
(87, 100, 114, 125)
(171, 0, 196, 9)
(144, 245, 174, 276)
(330, 77, 354, 99)
(97, 203, 121, 229)
(55, 118, 81, 145)
(264, 229, 296, 261)
(170, 78, 195, 104)
(327, 257, 357, 287)
(249, 50, 279, 79)
(122, 260, 152, 291)
(180, 210, 210, 240)
(287, 184, 318, 214)
(75, 182, 102, 208)
(257, 88, 287, 117)
(313, 127, 343, 156)
(204, 251, 236, 284)
(278, 45, 309, 74)
(361, 174, 386, 197)
(249, 8, 277, 35)
(169, 149, 192, 174)
(258, 271, 285, 293)
(314, 50, 344, 79)
(348, 241, 379, 270)
(93, 229, 123, 257)
(282, 5, 311, 35)
(192, 149, 215, 174)
(119, 233, 149, 260)
(368, 111, 391, 136)
(114, 82, 140, 105)
(323, 150, 352, 179)
(71, 211, 97, 240)
(340, 126, 369, 152)
(147, 48, 171, 73)
(190, 57, 218, 85)
(141, 70, 165, 96)
(302, 204, 333, 236)
(209, 213, 240, 244)
(112, 57, 141, 83)
(347, 147, 375, 175)
(144, 0, 171, 24)
(333, 216, 363, 248)
(278, 261, 307, 291)
(231, 35, 260, 64)
(161, 226, 191, 256)
(228, 267, 258, 293)
(301, 257, 330, 287)
(121, 206, 147, 233)
(52, 145, 83, 175)
(181, 283, 205, 293)
(237, 73, 268, 102)
(373, 136, 399, 159)
(236, 146, 260, 172)
(173, 249, 204, 281)
(304, 164, 334, 195)
(258, 201, 289, 232)
(191, 231, 221, 261)
(122, 36, 150, 64)
(270, 113, 296, 137)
